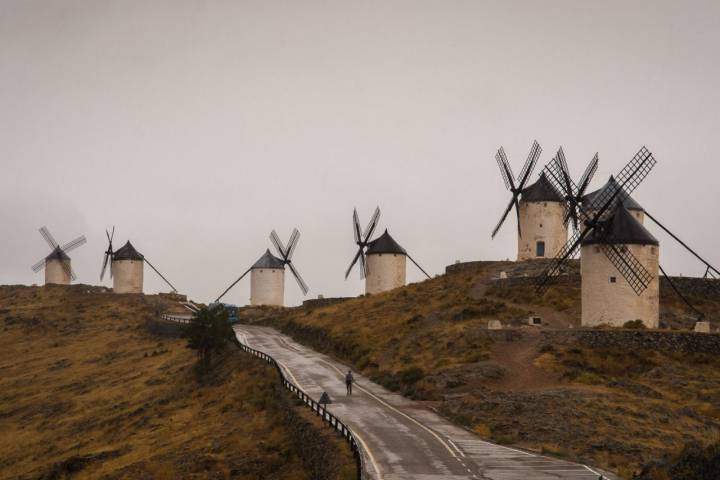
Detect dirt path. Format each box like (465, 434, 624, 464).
(487, 328, 562, 392)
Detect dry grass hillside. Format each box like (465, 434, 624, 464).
(0, 285, 355, 480)
(249, 260, 720, 478)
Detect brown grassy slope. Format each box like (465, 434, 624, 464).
(0, 285, 355, 480)
(249, 260, 720, 478)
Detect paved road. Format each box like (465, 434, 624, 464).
(235, 325, 615, 480)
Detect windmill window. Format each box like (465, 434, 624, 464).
(539, 223, 543, 228)
(536, 241, 545, 257)
(610, 276, 617, 283)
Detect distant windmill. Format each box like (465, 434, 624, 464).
(345, 207, 430, 294)
(100, 227, 177, 294)
(216, 228, 309, 306)
(31, 227, 86, 285)
(491, 141, 568, 260)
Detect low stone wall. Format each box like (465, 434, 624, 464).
(541, 329, 720, 354)
(445, 261, 501, 275)
(302, 297, 353, 309)
(661, 276, 720, 299)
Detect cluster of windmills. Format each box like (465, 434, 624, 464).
(492, 141, 718, 329)
(214, 209, 430, 307)
(29, 141, 719, 330)
(32, 226, 177, 295)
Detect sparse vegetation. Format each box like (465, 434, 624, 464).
(0, 285, 355, 480)
(636, 441, 720, 480)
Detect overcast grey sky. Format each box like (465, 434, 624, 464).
(1, 0, 719, 306)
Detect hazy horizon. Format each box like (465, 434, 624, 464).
(2, 0, 719, 305)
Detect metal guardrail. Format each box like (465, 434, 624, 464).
(237, 341, 367, 480)
(159, 313, 192, 323)
(160, 312, 367, 479)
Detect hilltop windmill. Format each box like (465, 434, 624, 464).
(345, 207, 430, 294)
(546, 148, 720, 325)
(537, 146, 660, 327)
(99, 227, 178, 294)
(31, 227, 86, 285)
(216, 228, 309, 306)
(492, 141, 568, 260)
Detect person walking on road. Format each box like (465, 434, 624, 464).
(345, 370, 354, 395)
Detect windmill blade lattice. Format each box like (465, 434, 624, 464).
(345, 207, 381, 279)
(536, 146, 657, 294)
(100, 227, 115, 281)
(490, 140, 542, 238)
(270, 228, 310, 295)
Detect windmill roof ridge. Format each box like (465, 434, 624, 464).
(252, 249, 285, 269)
(582, 175, 644, 211)
(113, 241, 144, 261)
(366, 229, 407, 255)
(582, 205, 658, 246)
(45, 246, 70, 261)
(520, 173, 565, 202)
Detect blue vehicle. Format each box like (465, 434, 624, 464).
(209, 302, 239, 324)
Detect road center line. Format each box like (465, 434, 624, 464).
(318, 359, 460, 460)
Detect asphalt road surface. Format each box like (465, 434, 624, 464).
(235, 325, 616, 480)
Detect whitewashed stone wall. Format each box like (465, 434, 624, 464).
(251, 268, 285, 306)
(517, 201, 568, 261)
(581, 243, 659, 328)
(45, 259, 71, 285)
(112, 260, 144, 294)
(365, 253, 406, 294)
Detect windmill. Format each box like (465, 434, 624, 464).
(215, 228, 309, 306)
(31, 227, 86, 285)
(491, 141, 571, 260)
(546, 147, 720, 325)
(537, 146, 660, 327)
(345, 207, 430, 294)
(99, 228, 177, 294)
(552, 147, 599, 231)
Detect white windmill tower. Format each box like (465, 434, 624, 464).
(100, 227, 178, 294)
(31, 227, 87, 285)
(345, 207, 430, 295)
(216, 228, 309, 306)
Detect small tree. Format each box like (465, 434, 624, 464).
(183, 304, 235, 375)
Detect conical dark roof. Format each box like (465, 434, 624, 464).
(366, 229, 407, 255)
(251, 249, 285, 269)
(520, 173, 565, 202)
(582, 175, 643, 211)
(582, 206, 658, 246)
(45, 246, 70, 261)
(113, 241, 144, 261)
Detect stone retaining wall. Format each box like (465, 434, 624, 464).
(541, 329, 720, 354)
(302, 297, 353, 309)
